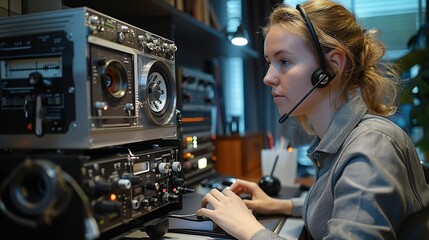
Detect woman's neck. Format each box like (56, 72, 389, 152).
(308, 92, 347, 139)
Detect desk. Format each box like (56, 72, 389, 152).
(123, 185, 305, 239)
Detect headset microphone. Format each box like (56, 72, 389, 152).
(278, 4, 335, 124)
(278, 75, 328, 124)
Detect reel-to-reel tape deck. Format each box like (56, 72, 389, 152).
(0, 7, 178, 149)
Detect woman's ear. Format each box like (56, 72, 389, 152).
(326, 48, 346, 76)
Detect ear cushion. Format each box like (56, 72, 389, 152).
(311, 68, 332, 88)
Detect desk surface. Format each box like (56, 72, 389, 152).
(123, 184, 305, 239)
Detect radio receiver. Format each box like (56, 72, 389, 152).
(0, 7, 178, 149)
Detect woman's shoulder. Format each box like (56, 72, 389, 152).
(338, 114, 415, 162)
(353, 114, 410, 142)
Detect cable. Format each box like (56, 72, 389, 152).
(0, 159, 39, 228)
(169, 213, 198, 218)
(62, 172, 100, 240)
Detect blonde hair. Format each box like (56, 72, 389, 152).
(263, 0, 401, 134)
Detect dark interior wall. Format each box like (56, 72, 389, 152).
(22, 0, 62, 13)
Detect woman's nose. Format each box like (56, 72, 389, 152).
(263, 66, 278, 86)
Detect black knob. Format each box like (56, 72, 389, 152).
(94, 200, 121, 215)
(177, 186, 195, 194)
(163, 193, 179, 203)
(94, 178, 113, 193)
(173, 178, 185, 186)
(123, 172, 141, 185)
(145, 181, 159, 190)
(29, 72, 43, 86)
(176, 110, 182, 126)
(149, 197, 158, 205)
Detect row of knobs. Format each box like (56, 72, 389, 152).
(87, 160, 182, 215)
(88, 14, 177, 55)
(89, 176, 179, 215)
(86, 160, 182, 195)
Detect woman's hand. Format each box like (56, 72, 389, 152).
(197, 188, 265, 240)
(230, 179, 293, 216)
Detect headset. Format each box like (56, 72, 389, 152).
(278, 4, 335, 123)
(296, 4, 335, 88)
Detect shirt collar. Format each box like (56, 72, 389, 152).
(307, 94, 368, 157)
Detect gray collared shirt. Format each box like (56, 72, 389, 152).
(252, 94, 429, 240)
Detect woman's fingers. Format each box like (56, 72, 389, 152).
(201, 188, 227, 208)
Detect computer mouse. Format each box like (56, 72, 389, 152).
(258, 175, 281, 196)
(196, 215, 211, 221)
(212, 182, 226, 191)
(221, 177, 237, 186)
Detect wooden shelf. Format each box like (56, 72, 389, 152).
(63, 0, 259, 59)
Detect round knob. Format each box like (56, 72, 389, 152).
(169, 44, 177, 52)
(147, 42, 156, 51)
(145, 181, 159, 190)
(139, 198, 149, 207)
(118, 32, 126, 43)
(131, 199, 140, 209)
(94, 200, 121, 215)
(88, 15, 99, 25)
(123, 173, 141, 185)
(124, 103, 134, 111)
(172, 162, 182, 172)
(149, 197, 158, 205)
(120, 25, 129, 33)
(94, 101, 108, 110)
(163, 193, 179, 203)
(93, 177, 113, 194)
(173, 178, 185, 186)
(157, 162, 170, 174)
(117, 179, 131, 190)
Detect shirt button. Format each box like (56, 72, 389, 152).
(313, 152, 322, 160)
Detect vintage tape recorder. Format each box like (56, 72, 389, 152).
(0, 7, 178, 149)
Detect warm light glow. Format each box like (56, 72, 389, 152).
(182, 117, 205, 123)
(288, 147, 294, 152)
(110, 193, 117, 201)
(198, 157, 208, 169)
(183, 152, 194, 159)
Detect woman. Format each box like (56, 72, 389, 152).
(197, 0, 429, 239)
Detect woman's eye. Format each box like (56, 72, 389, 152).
(280, 59, 289, 66)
